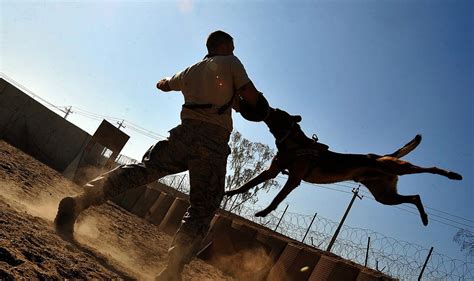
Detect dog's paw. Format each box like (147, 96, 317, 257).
(421, 213, 429, 226)
(255, 210, 269, 217)
(447, 172, 462, 180)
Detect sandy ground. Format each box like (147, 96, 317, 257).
(0, 140, 235, 280)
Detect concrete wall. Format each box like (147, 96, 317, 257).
(0, 78, 91, 172)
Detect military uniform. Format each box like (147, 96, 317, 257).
(55, 54, 251, 281)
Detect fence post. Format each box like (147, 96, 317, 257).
(365, 236, 371, 267)
(418, 247, 434, 281)
(176, 174, 186, 191)
(302, 212, 317, 243)
(274, 204, 289, 232)
(169, 175, 177, 186)
(326, 187, 362, 252)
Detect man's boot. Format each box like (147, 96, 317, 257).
(54, 181, 106, 240)
(154, 246, 185, 281)
(155, 232, 203, 281)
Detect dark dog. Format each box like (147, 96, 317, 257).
(225, 108, 462, 226)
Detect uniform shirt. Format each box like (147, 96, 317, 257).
(168, 55, 250, 133)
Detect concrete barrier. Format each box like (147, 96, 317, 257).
(145, 192, 175, 225)
(209, 214, 233, 235)
(130, 186, 161, 217)
(158, 197, 189, 235)
(258, 233, 288, 264)
(308, 255, 338, 281)
(357, 269, 386, 281)
(287, 248, 322, 281)
(231, 220, 258, 238)
(327, 260, 361, 281)
(198, 215, 271, 281)
(266, 243, 302, 281)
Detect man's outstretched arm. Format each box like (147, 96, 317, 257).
(156, 79, 172, 92)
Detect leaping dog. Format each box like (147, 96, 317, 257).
(225, 108, 462, 226)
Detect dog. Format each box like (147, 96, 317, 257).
(225, 108, 462, 226)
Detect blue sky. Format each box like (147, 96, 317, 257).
(1, 0, 472, 264)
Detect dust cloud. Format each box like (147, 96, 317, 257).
(0, 140, 236, 280)
(210, 246, 272, 280)
(0, 180, 72, 221)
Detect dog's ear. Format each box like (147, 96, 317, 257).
(293, 115, 302, 123)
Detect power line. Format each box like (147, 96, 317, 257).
(72, 107, 123, 121)
(298, 181, 473, 230)
(425, 206, 474, 224)
(331, 181, 474, 226)
(277, 173, 473, 228)
(1, 73, 67, 113)
(64, 107, 167, 141)
(71, 106, 168, 140)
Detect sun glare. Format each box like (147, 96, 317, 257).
(178, 0, 193, 14)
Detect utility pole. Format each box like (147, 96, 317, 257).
(63, 106, 72, 119)
(326, 187, 363, 252)
(117, 120, 126, 130)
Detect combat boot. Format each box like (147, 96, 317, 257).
(155, 231, 205, 281)
(154, 242, 187, 281)
(54, 183, 105, 240)
(54, 197, 78, 240)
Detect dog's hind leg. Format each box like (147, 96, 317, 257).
(224, 157, 281, 197)
(378, 158, 462, 180)
(377, 193, 428, 226)
(361, 178, 429, 226)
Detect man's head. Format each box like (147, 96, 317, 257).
(206, 30, 234, 56)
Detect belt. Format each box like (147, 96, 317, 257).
(182, 103, 231, 115)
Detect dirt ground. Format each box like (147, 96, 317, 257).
(0, 140, 235, 280)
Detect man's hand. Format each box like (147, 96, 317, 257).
(156, 79, 171, 92)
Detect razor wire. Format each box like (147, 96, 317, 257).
(160, 173, 473, 280)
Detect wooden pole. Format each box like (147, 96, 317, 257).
(117, 120, 125, 130)
(63, 106, 72, 119)
(326, 187, 362, 252)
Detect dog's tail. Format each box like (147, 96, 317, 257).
(385, 134, 422, 158)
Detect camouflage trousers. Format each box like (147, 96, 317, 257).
(83, 119, 230, 263)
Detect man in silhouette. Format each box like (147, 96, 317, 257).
(54, 30, 263, 281)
